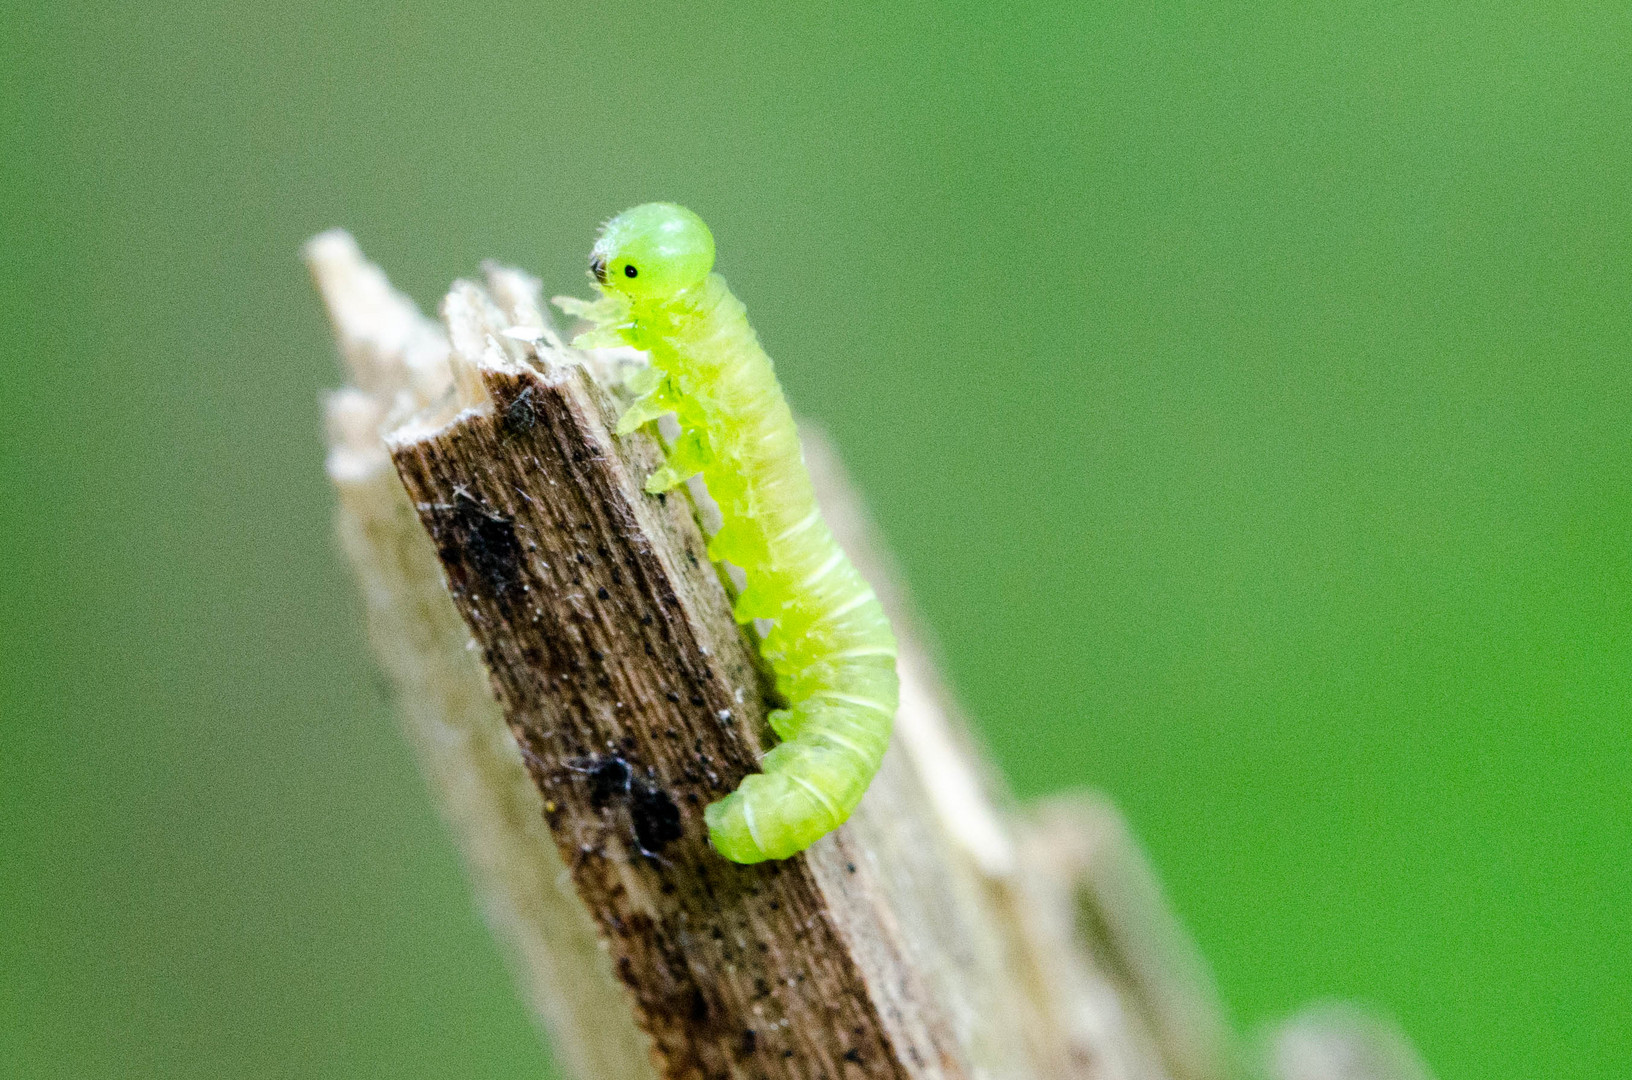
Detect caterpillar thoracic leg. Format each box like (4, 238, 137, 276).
(557, 203, 898, 863)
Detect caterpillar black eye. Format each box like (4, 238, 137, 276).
(624, 264, 639, 278)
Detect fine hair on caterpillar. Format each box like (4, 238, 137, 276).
(555, 202, 898, 863)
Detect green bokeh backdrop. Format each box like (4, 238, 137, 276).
(3, 3, 1628, 1078)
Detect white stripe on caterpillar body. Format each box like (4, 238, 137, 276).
(556, 203, 898, 863)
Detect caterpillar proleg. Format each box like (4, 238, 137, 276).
(556, 203, 898, 863)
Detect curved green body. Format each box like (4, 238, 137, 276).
(560, 204, 897, 863)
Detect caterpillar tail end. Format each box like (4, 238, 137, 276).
(704, 789, 774, 864)
(704, 785, 827, 864)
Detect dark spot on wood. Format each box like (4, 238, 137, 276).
(666, 690, 681, 703)
(586, 755, 631, 808)
(846, 863, 857, 874)
(843, 1049, 864, 1065)
(597, 586, 611, 600)
(428, 491, 522, 604)
(740, 1029, 757, 1055)
(630, 779, 683, 855)
(502, 385, 537, 435)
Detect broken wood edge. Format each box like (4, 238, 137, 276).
(311, 231, 658, 1080)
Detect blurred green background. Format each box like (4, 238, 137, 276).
(3, 2, 1628, 1078)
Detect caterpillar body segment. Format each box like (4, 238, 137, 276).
(561, 203, 898, 863)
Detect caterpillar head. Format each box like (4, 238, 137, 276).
(590, 203, 716, 301)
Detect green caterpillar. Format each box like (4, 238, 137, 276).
(556, 203, 898, 863)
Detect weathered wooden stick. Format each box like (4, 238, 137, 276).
(312, 236, 1221, 1080)
(311, 232, 1430, 1080)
